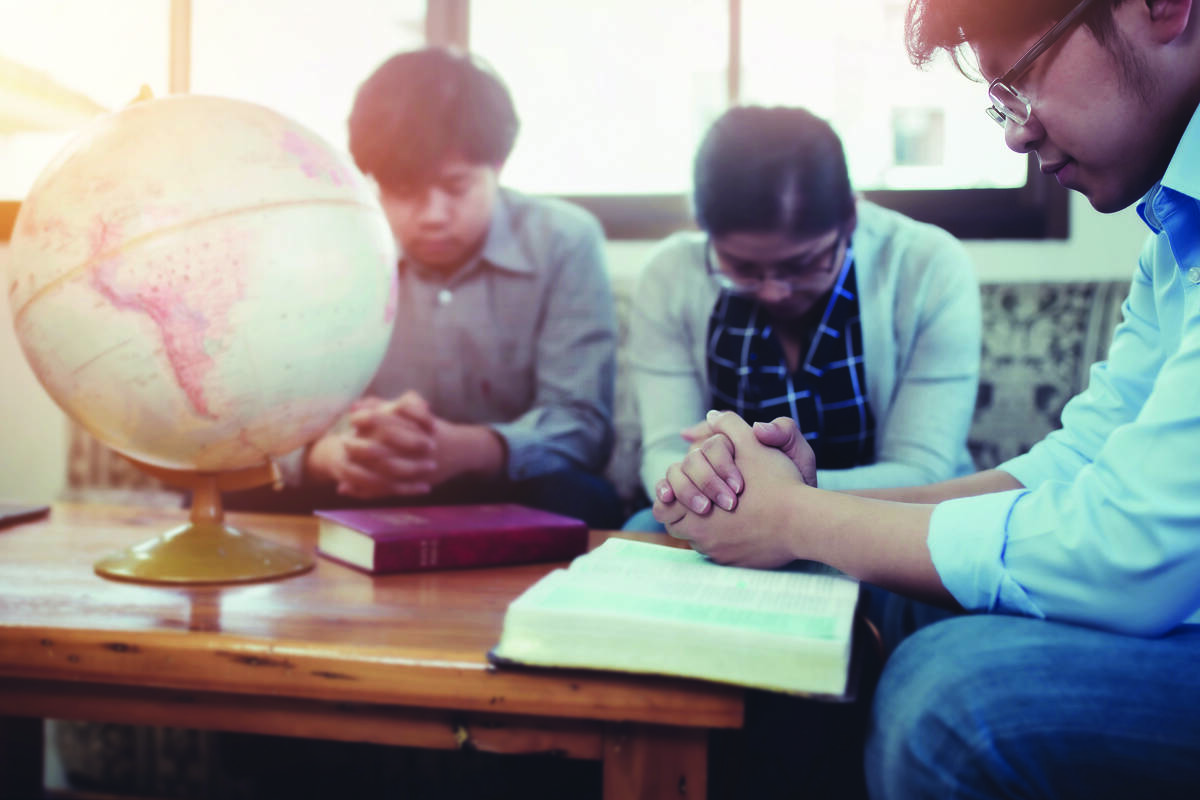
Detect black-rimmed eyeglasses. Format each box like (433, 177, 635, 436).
(705, 233, 847, 294)
(986, 0, 1101, 127)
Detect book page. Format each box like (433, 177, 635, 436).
(567, 538, 858, 617)
(517, 538, 859, 639)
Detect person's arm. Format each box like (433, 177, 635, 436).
(928, 244, 1200, 636)
(654, 412, 955, 606)
(669, 242, 1200, 636)
(817, 231, 981, 490)
(993, 239, 1159, 491)
(489, 215, 617, 479)
(628, 237, 711, 498)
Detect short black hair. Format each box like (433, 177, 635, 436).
(692, 105, 855, 238)
(348, 47, 519, 189)
(905, 0, 1127, 75)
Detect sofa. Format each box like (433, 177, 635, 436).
(52, 274, 1131, 795)
(65, 275, 1132, 509)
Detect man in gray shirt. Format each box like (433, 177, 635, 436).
(248, 47, 621, 528)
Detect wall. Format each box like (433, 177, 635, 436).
(0, 244, 68, 502)
(0, 193, 1149, 503)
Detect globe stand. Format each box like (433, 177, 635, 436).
(93, 460, 315, 585)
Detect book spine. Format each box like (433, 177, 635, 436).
(372, 525, 587, 573)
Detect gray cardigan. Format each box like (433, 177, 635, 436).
(628, 200, 981, 496)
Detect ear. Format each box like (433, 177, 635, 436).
(1144, 0, 1193, 44)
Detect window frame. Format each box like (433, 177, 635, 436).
(455, 0, 1067, 241)
(0, 0, 1067, 243)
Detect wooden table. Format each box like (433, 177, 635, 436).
(0, 503, 743, 799)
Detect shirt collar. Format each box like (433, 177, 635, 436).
(399, 187, 532, 279)
(1138, 102, 1200, 233)
(476, 188, 533, 275)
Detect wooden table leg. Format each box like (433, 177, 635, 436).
(0, 716, 43, 800)
(602, 724, 707, 800)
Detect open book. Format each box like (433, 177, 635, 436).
(490, 537, 860, 697)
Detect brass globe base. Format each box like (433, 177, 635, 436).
(94, 460, 315, 585)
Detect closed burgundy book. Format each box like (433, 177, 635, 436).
(313, 503, 588, 574)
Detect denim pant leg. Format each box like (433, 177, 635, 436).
(866, 615, 1200, 800)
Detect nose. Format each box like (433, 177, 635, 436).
(1003, 112, 1044, 155)
(755, 280, 795, 304)
(416, 187, 453, 226)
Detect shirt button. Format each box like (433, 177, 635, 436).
(437, 289, 453, 305)
(1188, 267, 1200, 286)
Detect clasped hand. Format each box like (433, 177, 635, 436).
(651, 410, 818, 568)
(312, 390, 445, 498)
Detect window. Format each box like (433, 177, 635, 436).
(470, 0, 1066, 239)
(1, 0, 1066, 242)
(189, 0, 425, 155)
(0, 0, 169, 239)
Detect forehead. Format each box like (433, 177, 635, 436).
(715, 228, 840, 259)
(970, 21, 1051, 82)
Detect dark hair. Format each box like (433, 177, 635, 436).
(348, 47, 519, 188)
(692, 106, 854, 238)
(905, 0, 1128, 76)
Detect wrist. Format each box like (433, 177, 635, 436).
(782, 482, 823, 562)
(304, 434, 344, 486)
(443, 423, 506, 480)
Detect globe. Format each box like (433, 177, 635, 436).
(4, 94, 398, 583)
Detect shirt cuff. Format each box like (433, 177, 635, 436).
(489, 421, 545, 481)
(273, 446, 308, 487)
(928, 489, 1042, 617)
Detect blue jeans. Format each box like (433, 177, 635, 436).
(866, 615, 1200, 799)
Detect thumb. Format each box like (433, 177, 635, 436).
(753, 416, 802, 454)
(753, 417, 817, 487)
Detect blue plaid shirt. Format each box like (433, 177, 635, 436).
(706, 253, 876, 470)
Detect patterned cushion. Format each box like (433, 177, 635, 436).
(969, 281, 1128, 470)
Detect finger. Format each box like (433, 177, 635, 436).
(651, 496, 687, 527)
(348, 405, 391, 433)
(332, 462, 394, 498)
(391, 390, 435, 431)
(679, 419, 714, 444)
(342, 438, 438, 480)
(667, 461, 712, 515)
(349, 395, 385, 413)
(705, 409, 758, 453)
(334, 459, 434, 498)
(654, 478, 675, 504)
(374, 423, 437, 457)
(337, 479, 432, 499)
(680, 439, 739, 511)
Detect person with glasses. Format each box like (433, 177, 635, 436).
(653, 1, 1200, 797)
(624, 105, 980, 531)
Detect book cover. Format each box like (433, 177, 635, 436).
(490, 537, 860, 698)
(0, 502, 50, 529)
(313, 503, 588, 574)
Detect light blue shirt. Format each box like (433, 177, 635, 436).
(929, 103, 1200, 636)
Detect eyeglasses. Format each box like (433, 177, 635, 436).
(705, 233, 847, 294)
(986, 0, 1100, 127)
